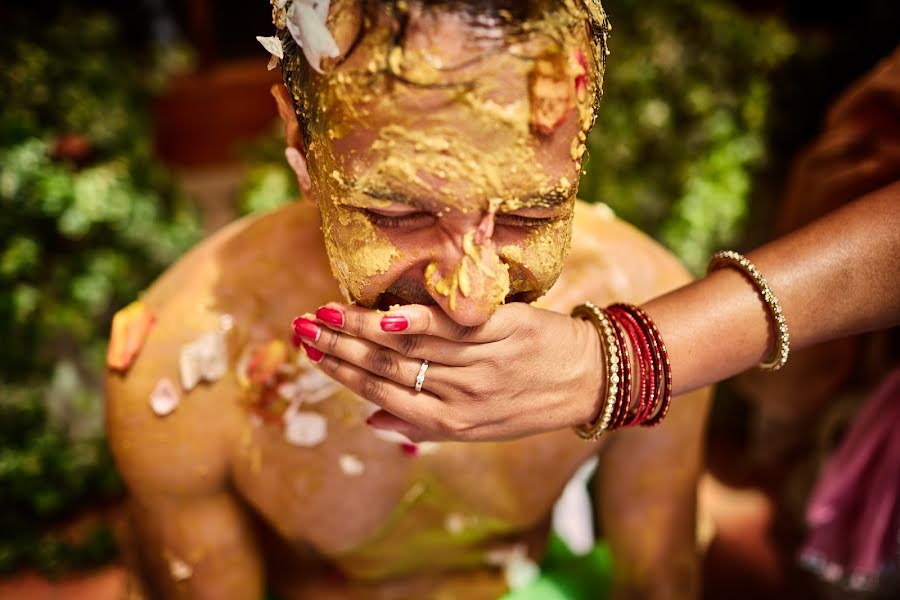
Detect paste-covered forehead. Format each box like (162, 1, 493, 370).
(274, 0, 609, 137)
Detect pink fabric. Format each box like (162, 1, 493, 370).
(801, 367, 900, 591)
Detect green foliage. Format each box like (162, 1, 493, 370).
(580, 0, 795, 272)
(0, 9, 200, 574)
(237, 125, 298, 215)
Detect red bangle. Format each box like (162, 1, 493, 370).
(608, 306, 651, 428)
(621, 304, 672, 427)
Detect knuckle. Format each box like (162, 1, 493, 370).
(360, 375, 386, 405)
(395, 334, 421, 358)
(420, 308, 435, 333)
(368, 347, 396, 379)
(316, 355, 337, 373)
(480, 355, 502, 373)
(436, 412, 471, 439)
(510, 318, 536, 341)
(323, 330, 340, 355)
(453, 323, 476, 341)
(453, 374, 482, 400)
(345, 309, 365, 335)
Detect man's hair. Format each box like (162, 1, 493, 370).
(278, 0, 609, 139)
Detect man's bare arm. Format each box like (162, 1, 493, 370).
(107, 368, 264, 599)
(125, 491, 264, 600)
(595, 386, 711, 600)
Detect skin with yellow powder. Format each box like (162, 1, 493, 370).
(106, 2, 709, 598)
(285, 0, 598, 324)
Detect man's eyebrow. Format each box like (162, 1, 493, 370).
(356, 187, 423, 207)
(498, 189, 573, 211)
(349, 186, 572, 210)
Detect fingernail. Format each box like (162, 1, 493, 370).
(400, 442, 419, 457)
(291, 332, 303, 349)
(316, 306, 344, 328)
(292, 316, 320, 341)
(303, 343, 324, 363)
(381, 315, 409, 332)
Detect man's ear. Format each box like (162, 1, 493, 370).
(271, 84, 312, 193)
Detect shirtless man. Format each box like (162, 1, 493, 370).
(106, 1, 710, 598)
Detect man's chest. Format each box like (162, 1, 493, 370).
(229, 387, 595, 563)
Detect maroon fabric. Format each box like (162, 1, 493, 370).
(801, 367, 900, 591)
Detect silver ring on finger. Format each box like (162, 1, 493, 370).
(414, 359, 429, 392)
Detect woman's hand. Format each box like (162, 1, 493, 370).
(291, 303, 606, 442)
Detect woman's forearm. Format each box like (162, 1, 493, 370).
(646, 181, 900, 397)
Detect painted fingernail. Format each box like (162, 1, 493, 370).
(401, 443, 419, 457)
(291, 332, 303, 349)
(303, 343, 324, 363)
(381, 315, 409, 332)
(292, 317, 320, 342)
(316, 306, 344, 328)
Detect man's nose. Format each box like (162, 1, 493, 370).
(424, 231, 510, 327)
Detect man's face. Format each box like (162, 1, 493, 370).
(300, 5, 595, 326)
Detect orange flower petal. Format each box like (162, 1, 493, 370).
(107, 301, 156, 371)
(243, 340, 288, 387)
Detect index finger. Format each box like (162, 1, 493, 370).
(324, 303, 517, 342)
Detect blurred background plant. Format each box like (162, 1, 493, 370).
(0, 6, 198, 574)
(581, 0, 795, 272)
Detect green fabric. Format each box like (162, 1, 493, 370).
(265, 535, 613, 600)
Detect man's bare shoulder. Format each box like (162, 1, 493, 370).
(544, 201, 692, 310)
(105, 202, 331, 497)
(141, 202, 325, 306)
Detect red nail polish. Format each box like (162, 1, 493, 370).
(303, 343, 324, 363)
(316, 306, 344, 328)
(292, 317, 320, 341)
(381, 315, 409, 332)
(291, 332, 303, 349)
(400, 442, 419, 457)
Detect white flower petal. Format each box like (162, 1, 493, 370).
(149, 378, 179, 417)
(286, 1, 340, 74)
(267, 54, 281, 70)
(179, 331, 228, 391)
(278, 368, 341, 405)
(168, 557, 193, 581)
(505, 553, 540, 590)
(256, 35, 284, 59)
(284, 411, 328, 447)
(372, 427, 414, 446)
(219, 313, 235, 331)
(552, 456, 598, 555)
(339, 454, 365, 476)
(417, 442, 441, 456)
(445, 513, 465, 535)
(485, 545, 540, 590)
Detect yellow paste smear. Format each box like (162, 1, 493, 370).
(278, 0, 609, 304)
(425, 231, 510, 312)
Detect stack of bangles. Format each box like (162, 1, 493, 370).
(572, 251, 790, 440)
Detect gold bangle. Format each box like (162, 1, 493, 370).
(571, 301, 620, 440)
(708, 251, 790, 370)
